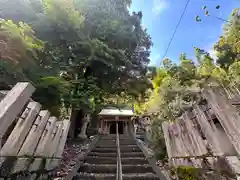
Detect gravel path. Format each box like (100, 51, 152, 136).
(51, 138, 90, 180)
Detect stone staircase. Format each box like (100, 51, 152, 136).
(119, 136, 160, 180)
(73, 135, 161, 180)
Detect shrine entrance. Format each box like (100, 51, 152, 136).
(118, 121, 124, 134)
(110, 122, 116, 134)
(109, 122, 124, 134)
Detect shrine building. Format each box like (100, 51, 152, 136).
(98, 107, 135, 135)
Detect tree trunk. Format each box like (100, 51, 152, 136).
(68, 107, 77, 138)
(68, 108, 85, 138)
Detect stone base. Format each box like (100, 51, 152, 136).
(77, 134, 87, 140)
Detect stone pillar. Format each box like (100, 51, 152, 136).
(193, 105, 224, 156)
(129, 120, 135, 138)
(77, 114, 90, 139)
(107, 123, 110, 134)
(104, 121, 108, 134)
(124, 122, 129, 135)
(144, 117, 151, 145)
(183, 112, 208, 156)
(145, 125, 151, 146)
(203, 87, 240, 155)
(100, 119, 103, 131)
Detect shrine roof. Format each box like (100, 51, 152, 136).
(98, 108, 134, 116)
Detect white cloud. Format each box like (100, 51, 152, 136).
(150, 53, 161, 66)
(152, 0, 168, 15)
(204, 42, 218, 63)
(208, 49, 218, 63)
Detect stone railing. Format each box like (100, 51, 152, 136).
(0, 82, 70, 179)
(162, 86, 240, 179)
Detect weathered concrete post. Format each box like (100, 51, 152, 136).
(124, 122, 129, 135)
(183, 112, 208, 156)
(78, 114, 90, 139)
(203, 87, 240, 155)
(193, 105, 224, 156)
(162, 122, 173, 159)
(144, 117, 151, 147)
(129, 119, 135, 139)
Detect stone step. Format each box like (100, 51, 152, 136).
(91, 148, 117, 153)
(119, 138, 135, 141)
(79, 164, 117, 174)
(119, 141, 136, 145)
(95, 144, 138, 148)
(79, 164, 154, 174)
(121, 145, 139, 148)
(95, 145, 117, 148)
(84, 156, 117, 164)
(74, 172, 159, 180)
(99, 136, 116, 139)
(74, 137, 160, 180)
(122, 173, 160, 180)
(97, 140, 116, 145)
(97, 139, 116, 142)
(121, 157, 149, 164)
(99, 136, 134, 140)
(84, 156, 148, 165)
(88, 152, 117, 157)
(74, 173, 116, 180)
(91, 147, 141, 153)
(120, 147, 142, 152)
(119, 136, 135, 139)
(122, 164, 154, 174)
(99, 138, 116, 141)
(121, 152, 145, 157)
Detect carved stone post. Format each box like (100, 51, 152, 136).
(124, 122, 129, 135)
(77, 114, 90, 139)
(162, 122, 173, 159)
(193, 105, 224, 156)
(144, 117, 151, 146)
(129, 119, 135, 138)
(203, 87, 240, 155)
(183, 112, 208, 156)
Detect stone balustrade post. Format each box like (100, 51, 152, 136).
(77, 114, 90, 139)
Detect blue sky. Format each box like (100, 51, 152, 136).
(130, 0, 240, 66)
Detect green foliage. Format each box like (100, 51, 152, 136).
(0, 0, 152, 117)
(228, 61, 240, 88)
(175, 166, 200, 180)
(0, 19, 44, 86)
(0, 19, 43, 65)
(32, 77, 70, 117)
(43, 0, 84, 30)
(150, 117, 167, 160)
(214, 8, 240, 68)
(134, 8, 240, 166)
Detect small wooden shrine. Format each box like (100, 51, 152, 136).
(98, 107, 134, 135)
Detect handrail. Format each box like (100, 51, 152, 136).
(116, 123, 123, 180)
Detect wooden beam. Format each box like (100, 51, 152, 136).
(0, 102, 41, 156)
(193, 105, 224, 156)
(0, 83, 35, 137)
(183, 112, 208, 156)
(30, 117, 57, 171)
(46, 120, 70, 170)
(203, 87, 240, 155)
(162, 122, 172, 159)
(12, 110, 50, 173)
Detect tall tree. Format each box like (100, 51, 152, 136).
(214, 8, 240, 68)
